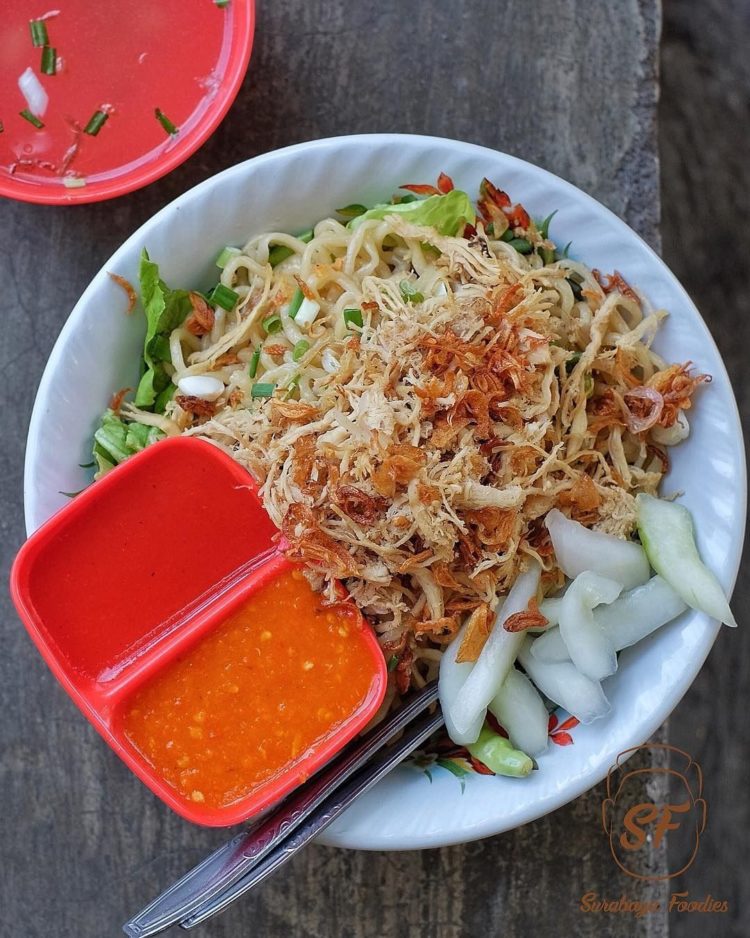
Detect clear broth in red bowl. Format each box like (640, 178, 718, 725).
(0, 0, 255, 203)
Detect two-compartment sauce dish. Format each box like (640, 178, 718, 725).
(11, 437, 386, 825)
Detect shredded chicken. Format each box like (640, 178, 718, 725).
(105, 178, 709, 694)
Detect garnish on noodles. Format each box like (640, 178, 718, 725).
(94, 174, 733, 773)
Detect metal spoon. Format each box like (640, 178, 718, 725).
(181, 706, 444, 928)
(123, 682, 440, 937)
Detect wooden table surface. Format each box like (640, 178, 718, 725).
(0, 1, 674, 936)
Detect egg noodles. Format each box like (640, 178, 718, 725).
(96, 174, 711, 740)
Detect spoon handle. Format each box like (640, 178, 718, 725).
(123, 682, 439, 938)
(181, 707, 445, 929)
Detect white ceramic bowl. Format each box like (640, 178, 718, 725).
(24, 134, 746, 849)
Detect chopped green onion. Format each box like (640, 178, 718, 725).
(63, 176, 86, 189)
(154, 108, 178, 135)
(295, 296, 320, 329)
(343, 308, 363, 329)
(538, 210, 557, 240)
(19, 109, 44, 129)
(391, 193, 418, 204)
(399, 280, 424, 304)
(566, 276, 584, 301)
(268, 228, 314, 267)
(262, 314, 282, 334)
(387, 654, 399, 672)
(40, 46, 57, 75)
(268, 245, 293, 267)
(215, 245, 241, 269)
(84, 109, 109, 136)
(336, 203, 368, 218)
(248, 346, 261, 378)
(539, 246, 556, 265)
(500, 228, 515, 243)
(557, 240, 573, 260)
(209, 283, 239, 310)
(507, 237, 533, 255)
(286, 374, 301, 396)
(292, 339, 310, 362)
(29, 19, 48, 47)
(288, 287, 304, 320)
(251, 382, 275, 399)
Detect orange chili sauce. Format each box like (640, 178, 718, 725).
(120, 569, 378, 809)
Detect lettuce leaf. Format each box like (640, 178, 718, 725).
(135, 249, 192, 411)
(93, 409, 164, 474)
(350, 188, 475, 237)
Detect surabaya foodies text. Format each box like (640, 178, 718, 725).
(579, 893, 729, 916)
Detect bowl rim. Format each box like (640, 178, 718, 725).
(22, 133, 747, 848)
(0, 0, 256, 206)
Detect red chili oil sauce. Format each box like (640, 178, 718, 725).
(23, 443, 277, 680)
(120, 568, 379, 809)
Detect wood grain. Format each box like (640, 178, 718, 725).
(0, 1, 669, 935)
(660, 2, 750, 936)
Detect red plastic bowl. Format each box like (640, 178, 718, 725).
(10, 438, 387, 825)
(0, 1, 255, 205)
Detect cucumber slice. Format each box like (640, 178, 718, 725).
(545, 508, 650, 590)
(636, 494, 736, 627)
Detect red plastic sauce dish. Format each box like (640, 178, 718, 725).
(0, 1, 255, 204)
(10, 437, 387, 826)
